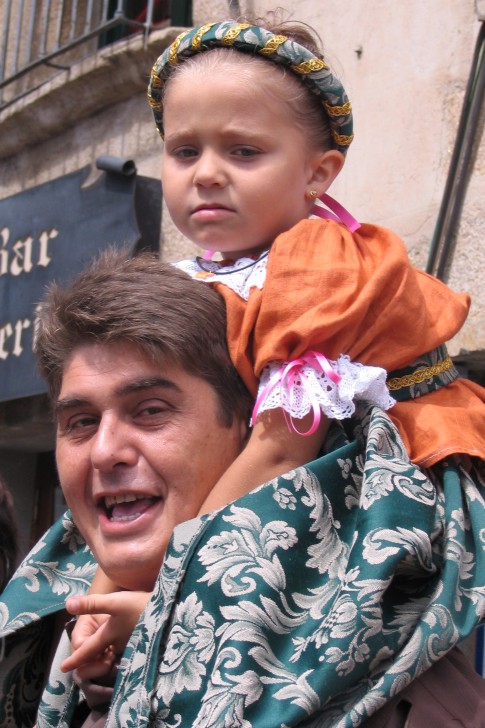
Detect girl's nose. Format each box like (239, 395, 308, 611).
(193, 151, 225, 187)
(90, 416, 137, 472)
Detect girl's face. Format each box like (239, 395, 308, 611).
(161, 63, 342, 258)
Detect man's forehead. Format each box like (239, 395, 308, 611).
(58, 341, 184, 402)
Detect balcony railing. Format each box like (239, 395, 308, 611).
(0, 0, 193, 109)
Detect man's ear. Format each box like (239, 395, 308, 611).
(309, 150, 345, 196)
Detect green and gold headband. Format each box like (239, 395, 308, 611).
(148, 20, 354, 155)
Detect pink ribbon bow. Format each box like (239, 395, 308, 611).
(252, 351, 342, 436)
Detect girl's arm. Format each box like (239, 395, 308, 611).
(198, 407, 329, 514)
(61, 590, 151, 676)
(89, 566, 120, 595)
(65, 566, 118, 659)
(62, 567, 150, 676)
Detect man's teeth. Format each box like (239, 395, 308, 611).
(103, 493, 155, 522)
(104, 493, 140, 508)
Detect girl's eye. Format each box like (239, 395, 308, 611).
(173, 147, 198, 159)
(233, 147, 260, 157)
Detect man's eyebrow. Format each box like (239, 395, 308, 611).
(55, 377, 182, 415)
(116, 377, 182, 397)
(55, 396, 90, 416)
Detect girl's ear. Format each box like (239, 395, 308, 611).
(310, 150, 345, 195)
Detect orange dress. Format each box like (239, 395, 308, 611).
(178, 219, 485, 468)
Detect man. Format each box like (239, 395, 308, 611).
(0, 249, 251, 727)
(1, 250, 484, 727)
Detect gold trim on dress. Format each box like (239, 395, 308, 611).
(387, 356, 455, 391)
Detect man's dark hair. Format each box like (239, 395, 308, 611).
(34, 249, 252, 427)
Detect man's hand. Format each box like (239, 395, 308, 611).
(60, 591, 152, 679)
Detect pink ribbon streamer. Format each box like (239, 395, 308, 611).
(252, 351, 342, 436)
(312, 193, 361, 232)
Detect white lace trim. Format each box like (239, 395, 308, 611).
(175, 254, 268, 300)
(256, 355, 395, 422)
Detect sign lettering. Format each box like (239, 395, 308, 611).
(0, 226, 58, 278)
(0, 165, 161, 402)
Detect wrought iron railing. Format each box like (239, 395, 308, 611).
(0, 0, 192, 109)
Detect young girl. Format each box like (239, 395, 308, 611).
(61, 16, 485, 676)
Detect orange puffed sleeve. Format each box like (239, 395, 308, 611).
(214, 219, 469, 388)
(212, 219, 485, 467)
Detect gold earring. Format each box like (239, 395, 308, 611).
(307, 189, 318, 199)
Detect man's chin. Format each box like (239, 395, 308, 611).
(99, 557, 160, 592)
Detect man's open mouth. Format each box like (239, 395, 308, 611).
(102, 494, 157, 522)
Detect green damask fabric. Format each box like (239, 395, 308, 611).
(1, 403, 485, 727)
(0, 515, 97, 727)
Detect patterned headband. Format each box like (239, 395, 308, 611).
(148, 20, 353, 155)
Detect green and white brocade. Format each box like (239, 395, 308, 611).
(1, 403, 485, 727)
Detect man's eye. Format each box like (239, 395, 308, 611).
(140, 405, 165, 416)
(61, 415, 98, 435)
(135, 400, 173, 420)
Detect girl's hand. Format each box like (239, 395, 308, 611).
(60, 591, 152, 678)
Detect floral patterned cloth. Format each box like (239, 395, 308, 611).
(1, 403, 485, 727)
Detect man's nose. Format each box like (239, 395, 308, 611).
(193, 150, 225, 187)
(90, 415, 137, 471)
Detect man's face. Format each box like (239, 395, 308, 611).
(55, 341, 247, 590)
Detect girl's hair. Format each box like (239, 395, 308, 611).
(165, 44, 332, 152)
(150, 15, 353, 154)
(254, 16, 333, 150)
(164, 16, 332, 152)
